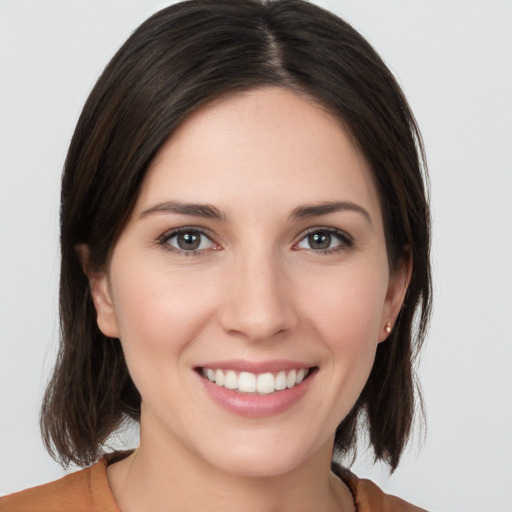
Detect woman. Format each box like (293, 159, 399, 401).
(1, 0, 431, 510)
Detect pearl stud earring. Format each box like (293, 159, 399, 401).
(384, 322, 392, 334)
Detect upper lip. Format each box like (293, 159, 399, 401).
(195, 359, 315, 374)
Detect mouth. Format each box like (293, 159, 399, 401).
(196, 366, 317, 395)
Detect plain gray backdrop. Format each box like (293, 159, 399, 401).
(1, 1, 511, 511)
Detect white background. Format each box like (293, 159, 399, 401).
(1, 1, 511, 511)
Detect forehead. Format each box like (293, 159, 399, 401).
(137, 87, 382, 223)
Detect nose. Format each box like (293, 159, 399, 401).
(218, 250, 298, 343)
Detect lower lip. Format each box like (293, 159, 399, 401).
(197, 370, 315, 417)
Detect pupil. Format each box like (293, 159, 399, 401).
(178, 232, 200, 250)
(309, 232, 331, 249)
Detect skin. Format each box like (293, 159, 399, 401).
(86, 87, 410, 511)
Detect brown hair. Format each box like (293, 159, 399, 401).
(41, 0, 431, 471)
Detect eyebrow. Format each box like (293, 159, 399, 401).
(289, 201, 372, 224)
(139, 199, 371, 224)
(139, 200, 227, 221)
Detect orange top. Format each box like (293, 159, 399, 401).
(1, 456, 426, 512)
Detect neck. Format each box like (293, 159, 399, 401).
(107, 425, 354, 512)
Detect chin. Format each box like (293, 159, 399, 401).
(209, 452, 305, 478)
(194, 431, 324, 479)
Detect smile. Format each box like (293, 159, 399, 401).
(199, 367, 312, 395)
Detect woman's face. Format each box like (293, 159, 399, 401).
(90, 87, 409, 477)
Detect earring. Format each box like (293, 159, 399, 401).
(384, 322, 392, 335)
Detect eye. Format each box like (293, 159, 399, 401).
(160, 228, 217, 254)
(295, 228, 353, 253)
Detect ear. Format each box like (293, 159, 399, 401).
(379, 251, 412, 343)
(75, 244, 120, 338)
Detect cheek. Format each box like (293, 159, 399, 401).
(305, 266, 388, 348)
(109, 258, 218, 360)
(107, 260, 222, 412)
(301, 262, 389, 411)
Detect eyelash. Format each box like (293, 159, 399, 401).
(158, 227, 216, 256)
(294, 227, 354, 255)
(157, 226, 354, 256)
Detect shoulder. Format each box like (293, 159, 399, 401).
(0, 459, 118, 512)
(333, 464, 428, 512)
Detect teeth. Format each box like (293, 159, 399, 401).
(286, 369, 297, 389)
(275, 371, 287, 391)
(215, 369, 225, 386)
(256, 373, 274, 394)
(201, 367, 311, 394)
(224, 370, 238, 390)
(238, 372, 257, 393)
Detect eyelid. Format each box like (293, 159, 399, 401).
(158, 226, 220, 255)
(293, 226, 354, 253)
(156, 225, 353, 256)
